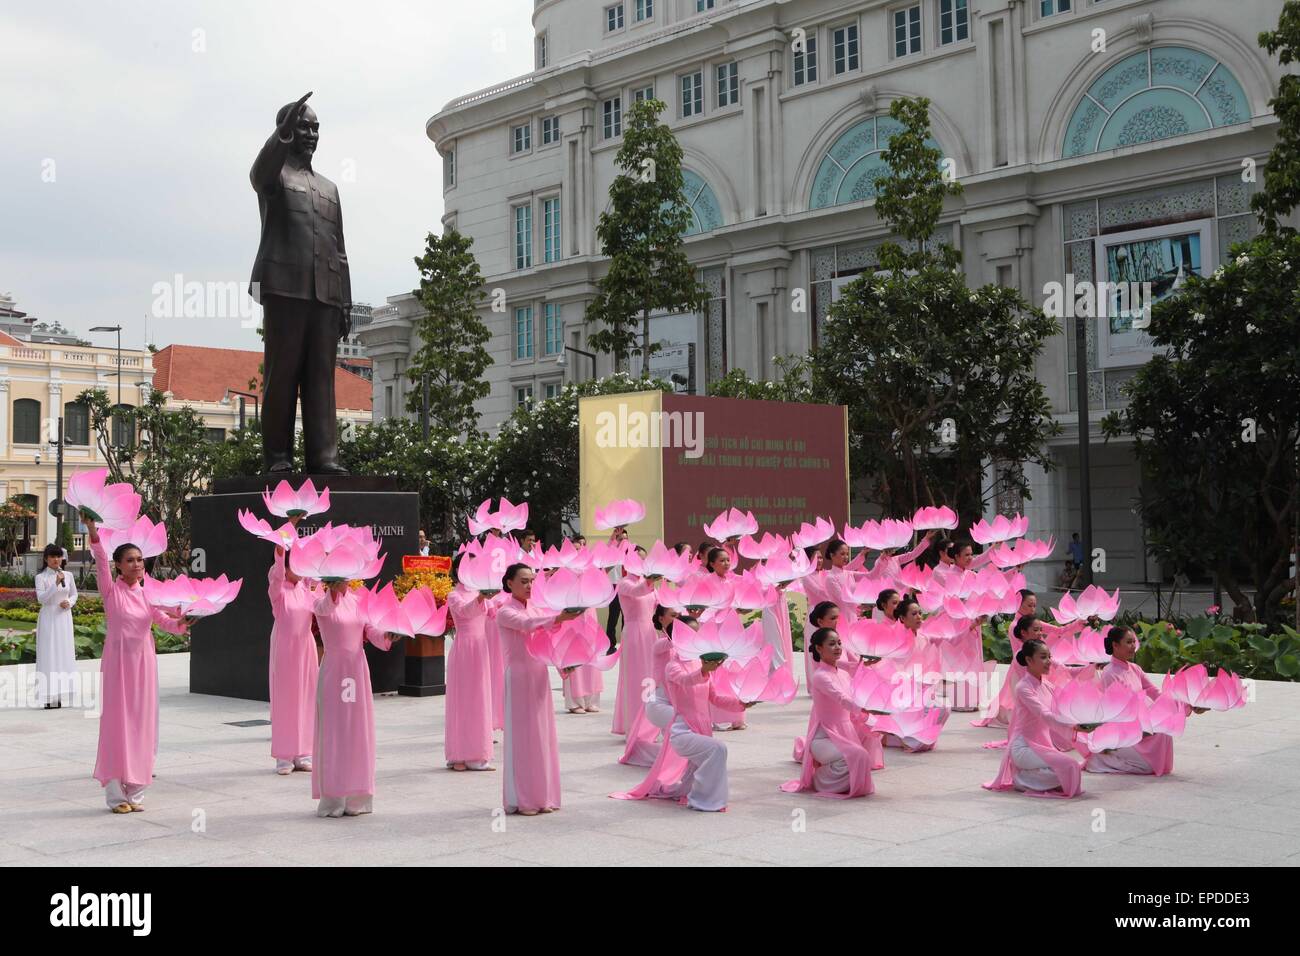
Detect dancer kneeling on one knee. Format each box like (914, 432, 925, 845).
(983, 639, 1086, 798)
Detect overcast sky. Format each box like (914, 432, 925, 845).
(0, 0, 534, 351)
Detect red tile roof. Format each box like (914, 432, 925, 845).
(152, 344, 372, 411)
(0, 330, 25, 347)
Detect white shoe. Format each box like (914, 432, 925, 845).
(276, 759, 294, 775)
(293, 756, 313, 772)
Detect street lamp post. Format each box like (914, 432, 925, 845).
(1075, 317, 1094, 589)
(556, 345, 597, 381)
(90, 325, 123, 407)
(226, 389, 260, 431)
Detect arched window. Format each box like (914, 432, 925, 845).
(1062, 47, 1249, 159)
(63, 401, 90, 446)
(679, 170, 724, 236)
(809, 115, 943, 209)
(12, 398, 41, 445)
(111, 405, 136, 449)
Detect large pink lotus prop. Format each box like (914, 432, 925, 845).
(623, 541, 692, 582)
(729, 574, 778, 611)
(738, 532, 789, 561)
(467, 497, 529, 537)
(839, 618, 913, 661)
(754, 550, 814, 587)
(1052, 679, 1141, 726)
(540, 538, 592, 572)
(1079, 721, 1145, 752)
(988, 537, 1055, 568)
(713, 647, 797, 704)
(703, 507, 759, 542)
(532, 566, 616, 613)
(238, 509, 298, 550)
(100, 515, 168, 560)
(897, 563, 935, 593)
(671, 612, 766, 664)
(148, 574, 242, 617)
(1140, 690, 1188, 736)
(262, 478, 330, 519)
(526, 615, 621, 672)
(1165, 664, 1247, 711)
(848, 664, 899, 714)
(791, 517, 835, 549)
(359, 583, 449, 638)
(588, 539, 631, 570)
(919, 612, 970, 642)
(659, 575, 733, 614)
(845, 518, 913, 551)
(873, 708, 948, 747)
(941, 590, 1020, 620)
(842, 572, 896, 606)
(968, 513, 1028, 546)
(911, 506, 958, 531)
(289, 523, 384, 582)
(66, 468, 141, 529)
(594, 498, 646, 530)
(1052, 585, 1122, 624)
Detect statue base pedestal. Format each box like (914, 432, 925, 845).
(400, 634, 446, 697)
(188, 474, 419, 702)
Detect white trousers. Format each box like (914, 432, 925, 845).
(563, 684, 601, 710)
(1010, 736, 1062, 791)
(316, 794, 373, 818)
(809, 729, 850, 794)
(105, 779, 147, 809)
(1086, 747, 1152, 775)
(666, 716, 729, 811)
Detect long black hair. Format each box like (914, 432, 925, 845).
(652, 604, 674, 633)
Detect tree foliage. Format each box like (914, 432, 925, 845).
(406, 229, 493, 435)
(585, 98, 708, 369)
(811, 97, 1060, 520)
(1254, 1, 1300, 234)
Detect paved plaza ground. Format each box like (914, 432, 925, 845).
(1, 653, 1298, 867)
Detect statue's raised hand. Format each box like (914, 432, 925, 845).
(278, 91, 313, 139)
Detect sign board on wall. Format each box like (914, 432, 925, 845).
(578, 391, 850, 549)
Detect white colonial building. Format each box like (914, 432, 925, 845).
(361, 0, 1289, 588)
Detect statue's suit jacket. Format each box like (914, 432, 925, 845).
(249, 131, 351, 309)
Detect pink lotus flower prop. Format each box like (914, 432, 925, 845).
(1079, 721, 1145, 752)
(713, 648, 798, 704)
(1053, 585, 1122, 624)
(467, 497, 529, 536)
(623, 540, 693, 582)
(670, 611, 766, 664)
(1052, 679, 1141, 726)
(754, 550, 814, 587)
(237, 509, 298, 550)
(968, 513, 1028, 546)
(400, 586, 450, 637)
(842, 572, 896, 605)
(65, 468, 141, 529)
(738, 532, 790, 561)
(896, 563, 935, 593)
(99, 515, 168, 560)
(848, 664, 900, 714)
(1076, 627, 1111, 664)
(1166, 664, 1247, 711)
(262, 478, 330, 519)
(289, 523, 384, 582)
(919, 612, 970, 642)
(527, 615, 621, 672)
(839, 618, 914, 661)
(988, 537, 1055, 568)
(532, 566, 616, 612)
(791, 517, 834, 549)
(148, 574, 242, 618)
(703, 507, 759, 542)
(730, 574, 778, 611)
(659, 574, 733, 613)
(593, 498, 645, 531)
(846, 518, 914, 551)
(911, 505, 958, 531)
(873, 708, 947, 747)
(588, 539, 631, 570)
(942, 590, 1019, 620)
(1140, 691, 1188, 736)
(540, 538, 593, 572)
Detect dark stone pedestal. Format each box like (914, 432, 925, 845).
(188, 474, 419, 702)
(400, 635, 446, 697)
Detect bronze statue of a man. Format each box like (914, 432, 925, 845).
(249, 91, 350, 475)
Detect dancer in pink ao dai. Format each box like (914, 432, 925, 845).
(497, 565, 580, 814)
(88, 523, 188, 811)
(268, 545, 319, 774)
(444, 584, 495, 770)
(983, 640, 1084, 798)
(312, 584, 395, 817)
(620, 611, 677, 767)
(485, 591, 509, 732)
(783, 629, 876, 798)
(611, 573, 658, 733)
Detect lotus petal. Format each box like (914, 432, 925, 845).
(839, 618, 913, 660)
(533, 566, 616, 611)
(1080, 720, 1145, 752)
(593, 498, 646, 530)
(968, 513, 1029, 546)
(100, 514, 168, 560)
(262, 478, 330, 519)
(791, 517, 834, 549)
(65, 468, 142, 529)
(911, 506, 958, 531)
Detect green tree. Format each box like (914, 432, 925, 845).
(1103, 3, 1300, 623)
(812, 97, 1060, 519)
(709, 355, 819, 403)
(76, 387, 213, 570)
(406, 229, 493, 435)
(585, 98, 708, 370)
(0, 496, 36, 562)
